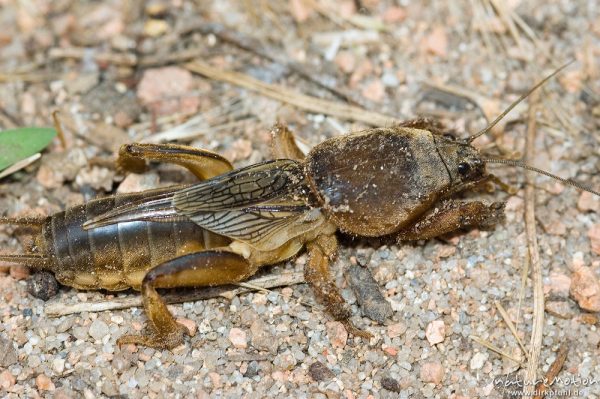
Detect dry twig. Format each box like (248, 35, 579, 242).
(185, 61, 398, 126)
(523, 90, 544, 394)
(48, 47, 137, 66)
(533, 342, 570, 399)
(494, 300, 529, 361)
(148, 20, 364, 106)
(470, 335, 523, 365)
(45, 272, 304, 317)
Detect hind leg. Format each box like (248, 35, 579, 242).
(117, 143, 233, 180)
(117, 249, 257, 350)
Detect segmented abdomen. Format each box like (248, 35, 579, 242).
(42, 187, 230, 291)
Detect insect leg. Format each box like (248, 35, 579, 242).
(396, 200, 506, 241)
(117, 249, 257, 350)
(305, 234, 372, 338)
(117, 143, 233, 180)
(270, 123, 306, 160)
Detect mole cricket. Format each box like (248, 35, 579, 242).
(1, 63, 598, 349)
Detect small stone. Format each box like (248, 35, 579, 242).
(381, 376, 402, 392)
(224, 139, 253, 162)
(250, 319, 278, 353)
(362, 80, 385, 103)
(10, 264, 30, 280)
(143, 19, 168, 37)
(290, 0, 314, 22)
(543, 273, 571, 297)
(545, 300, 576, 319)
(347, 264, 393, 324)
(420, 361, 444, 384)
(308, 361, 334, 382)
(588, 224, 600, 256)
(117, 172, 159, 194)
(75, 167, 115, 192)
(335, 51, 356, 74)
(228, 328, 247, 349)
(27, 271, 59, 300)
(36, 163, 63, 189)
(425, 320, 446, 345)
(53, 358, 65, 374)
(0, 370, 15, 390)
(176, 318, 197, 336)
(0, 337, 17, 367)
(326, 321, 348, 348)
(470, 352, 488, 370)
(387, 322, 407, 338)
(422, 27, 448, 57)
(545, 220, 566, 236)
(570, 266, 600, 312)
(137, 67, 198, 116)
(89, 319, 110, 341)
(383, 346, 398, 356)
(578, 192, 600, 212)
(382, 6, 406, 23)
(36, 374, 55, 391)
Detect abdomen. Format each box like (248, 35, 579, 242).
(41, 187, 230, 291)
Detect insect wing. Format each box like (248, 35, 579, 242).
(173, 159, 312, 244)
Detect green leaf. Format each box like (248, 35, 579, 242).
(0, 127, 56, 172)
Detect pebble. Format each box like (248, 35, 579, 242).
(425, 320, 446, 345)
(9, 264, 30, 280)
(176, 318, 197, 336)
(543, 273, 571, 297)
(420, 361, 444, 384)
(347, 264, 393, 324)
(382, 6, 406, 23)
(469, 352, 488, 370)
(53, 358, 65, 374)
(361, 80, 386, 103)
(380, 376, 401, 394)
(422, 27, 448, 57)
(75, 167, 115, 192)
(250, 319, 278, 353)
(326, 321, 348, 348)
(578, 192, 600, 212)
(89, 319, 110, 341)
(137, 67, 198, 116)
(228, 327, 247, 349)
(334, 51, 356, 74)
(0, 337, 17, 367)
(570, 266, 600, 312)
(27, 271, 59, 300)
(117, 172, 159, 194)
(387, 322, 407, 338)
(0, 370, 15, 390)
(308, 361, 335, 382)
(36, 374, 55, 391)
(588, 224, 600, 255)
(143, 19, 168, 37)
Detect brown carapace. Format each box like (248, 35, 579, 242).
(1, 63, 597, 349)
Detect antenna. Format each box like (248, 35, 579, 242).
(466, 60, 575, 143)
(484, 158, 600, 197)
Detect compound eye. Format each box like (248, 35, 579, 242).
(457, 162, 471, 176)
(443, 133, 455, 140)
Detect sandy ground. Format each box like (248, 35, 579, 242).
(0, 1, 599, 398)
